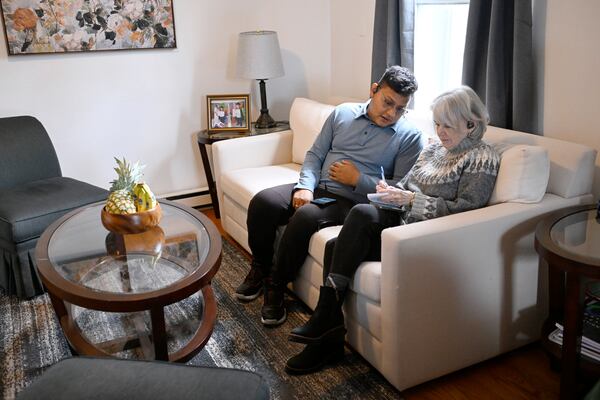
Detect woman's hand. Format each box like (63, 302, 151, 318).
(380, 187, 415, 206)
(376, 180, 389, 192)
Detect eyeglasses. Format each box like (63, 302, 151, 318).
(382, 102, 409, 117)
(378, 91, 410, 117)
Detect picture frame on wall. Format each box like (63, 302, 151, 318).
(0, 0, 176, 55)
(206, 94, 251, 134)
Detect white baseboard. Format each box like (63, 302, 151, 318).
(158, 187, 212, 209)
(171, 193, 212, 208)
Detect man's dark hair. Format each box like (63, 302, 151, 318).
(377, 66, 418, 96)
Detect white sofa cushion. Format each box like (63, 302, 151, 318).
(350, 262, 382, 303)
(306, 227, 382, 304)
(484, 127, 596, 198)
(220, 164, 301, 211)
(346, 291, 383, 341)
(488, 144, 550, 205)
(290, 98, 335, 164)
(307, 226, 341, 266)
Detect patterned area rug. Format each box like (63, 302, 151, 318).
(0, 240, 401, 400)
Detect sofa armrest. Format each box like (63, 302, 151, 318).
(378, 195, 589, 390)
(211, 130, 294, 221)
(212, 130, 294, 177)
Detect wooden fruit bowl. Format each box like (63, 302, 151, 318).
(105, 226, 166, 257)
(101, 203, 162, 235)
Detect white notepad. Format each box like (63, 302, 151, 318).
(367, 193, 404, 211)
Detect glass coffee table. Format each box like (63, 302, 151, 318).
(35, 200, 222, 362)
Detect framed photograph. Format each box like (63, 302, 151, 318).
(0, 0, 176, 55)
(206, 94, 251, 134)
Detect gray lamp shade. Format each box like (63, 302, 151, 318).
(236, 31, 284, 80)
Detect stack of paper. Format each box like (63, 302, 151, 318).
(548, 322, 600, 362)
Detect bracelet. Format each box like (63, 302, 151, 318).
(409, 192, 416, 207)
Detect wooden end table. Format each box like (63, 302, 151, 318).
(535, 204, 600, 399)
(196, 121, 290, 218)
(35, 200, 222, 362)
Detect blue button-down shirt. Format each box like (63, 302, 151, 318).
(295, 101, 424, 203)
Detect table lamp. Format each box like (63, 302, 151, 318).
(236, 30, 284, 129)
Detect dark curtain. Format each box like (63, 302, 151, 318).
(462, 0, 535, 133)
(371, 0, 415, 83)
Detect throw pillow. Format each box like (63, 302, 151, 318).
(488, 144, 550, 205)
(290, 98, 335, 164)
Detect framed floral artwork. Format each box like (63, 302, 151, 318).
(0, 0, 176, 55)
(207, 94, 251, 134)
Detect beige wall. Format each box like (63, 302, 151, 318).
(542, 0, 600, 199)
(0, 1, 332, 196)
(2, 1, 599, 200)
(330, 0, 375, 103)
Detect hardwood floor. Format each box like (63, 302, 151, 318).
(402, 345, 560, 399)
(198, 207, 563, 399)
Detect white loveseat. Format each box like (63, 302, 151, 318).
(212, 98, 597, 391)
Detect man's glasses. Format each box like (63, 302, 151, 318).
(382, 103, 409, 117)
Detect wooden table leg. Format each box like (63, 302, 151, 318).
(169, 286, 217, 363)
(48, 291, 68, 322)
(547, 260, 565, 320)
(560, 271, 584, 400)
(150, 306, 169, 361)
(544, 260, 564, 370)
(197, 142, 220, 218)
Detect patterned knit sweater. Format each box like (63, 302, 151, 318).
(399, 136, 500, 222)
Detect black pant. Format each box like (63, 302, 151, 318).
(325, 204, 403, 279)
(246, 183, 356, 283)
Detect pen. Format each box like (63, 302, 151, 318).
(380, 166, 387, 184)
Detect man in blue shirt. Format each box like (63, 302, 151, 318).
(236, 66, 424, 326)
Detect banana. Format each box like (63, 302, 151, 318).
(133, 182, 157, 212)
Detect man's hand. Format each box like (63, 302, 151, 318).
(292, 189, 313, 209)
(329, 160, 360, 186)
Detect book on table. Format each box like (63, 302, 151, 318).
(548, 300, 600, 362)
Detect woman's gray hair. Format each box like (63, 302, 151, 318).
(431, 85, 489, 141)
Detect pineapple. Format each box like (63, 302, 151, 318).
(105, 157, 144, 214)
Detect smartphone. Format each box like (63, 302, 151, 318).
(311, 197, 337, 207)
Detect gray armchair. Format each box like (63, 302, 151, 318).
(0, 116, 107, 298)
(17, 357, 270, 400)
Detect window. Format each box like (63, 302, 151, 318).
(413, 0, 469, 111)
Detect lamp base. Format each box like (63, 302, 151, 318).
(255, 112, 276, 129)
(255, 79, 277, 129)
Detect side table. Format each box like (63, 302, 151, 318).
(535, 204, 600, 399)
(196, 121, 290, 218)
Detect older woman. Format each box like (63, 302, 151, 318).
(285, 86, 501, 374)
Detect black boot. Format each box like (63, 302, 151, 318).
(285, 338, 345, 375)
(235, 265, 265, 301)
(288, 285, 345, 344)
(261, 278, 287, 326)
